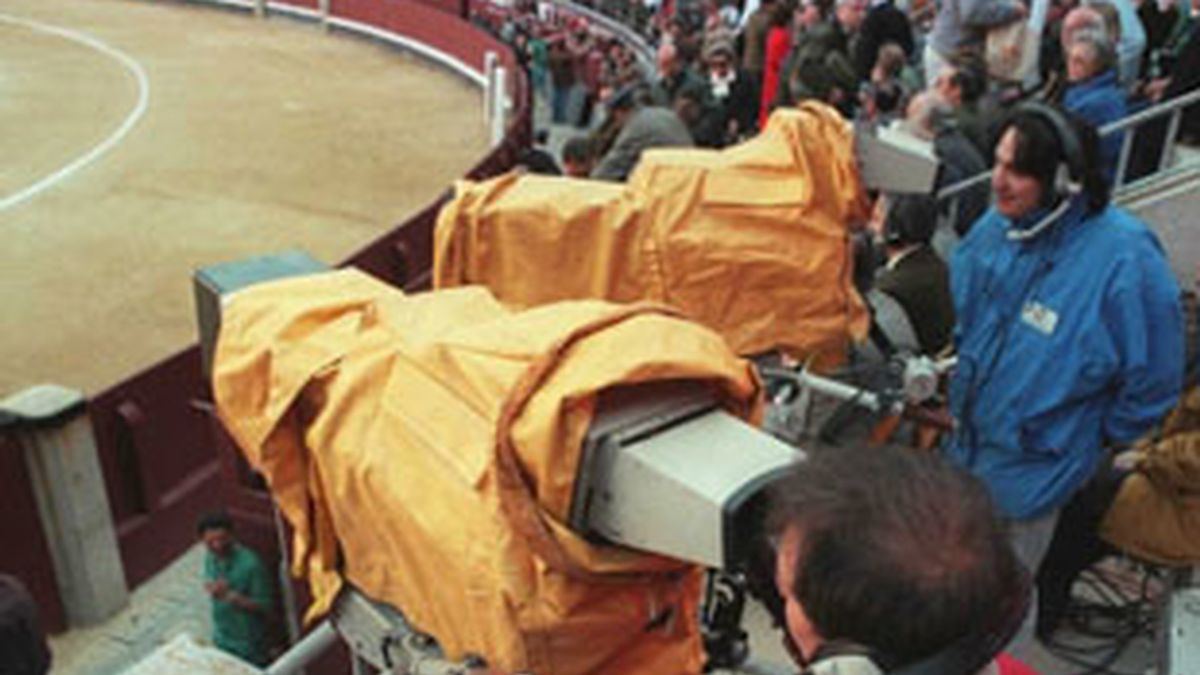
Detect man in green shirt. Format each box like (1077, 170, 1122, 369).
(197, 512, 274, 666)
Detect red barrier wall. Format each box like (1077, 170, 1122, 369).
(89, 347, 222, 588)
(0, 431, 66, 634)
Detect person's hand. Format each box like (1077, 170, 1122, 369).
(1113, 449, 1143, 471)
(1145, 77, 1170, 102)
(205, 579, 230, 599)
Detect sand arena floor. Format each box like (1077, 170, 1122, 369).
(0, 0, 489, 397)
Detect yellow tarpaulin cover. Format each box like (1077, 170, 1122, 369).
(213, 269, 764, 674)
(434, 102, 870, 358)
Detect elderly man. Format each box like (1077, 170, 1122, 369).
(948, 105, 1183, 656)
(904, 90, 990, 242)
(932, 57, 993, 158)
(1061, 31, 1126, 177)
(767, 446, 1033, 674)
(654, 41, 707, 106)
(1044, 4, 1108, 88)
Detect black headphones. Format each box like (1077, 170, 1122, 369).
(1015, 102, 1086, 200)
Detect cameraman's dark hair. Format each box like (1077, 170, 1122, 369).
(1000, 107, 1110, 214)
(196, 510, 234, 535)
(767, 447, 1020, 667)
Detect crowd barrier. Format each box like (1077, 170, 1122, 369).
(0, 0, 530, 641)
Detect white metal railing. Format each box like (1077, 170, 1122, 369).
(546, 0, 656, 79)
(937, 86, 1200, 205)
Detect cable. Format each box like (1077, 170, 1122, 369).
(1041, 560, 1162, 675)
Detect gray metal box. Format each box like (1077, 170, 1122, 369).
(193, 250, 328, 378)
(1166, 586, 1200, 675)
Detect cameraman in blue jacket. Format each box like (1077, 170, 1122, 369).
(947, 104, 1184, 656)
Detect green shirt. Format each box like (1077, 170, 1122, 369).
(204, 543, 273, 666)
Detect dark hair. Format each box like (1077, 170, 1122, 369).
(562, 136, 594, 164)
(884, 193, 938, 245)
(770, 0, 796, 26)
(999, 107, 1110, 213)
(767, 447, 1021, 668)
(196, 510, 234, 535)
(949, 59, 986, 104)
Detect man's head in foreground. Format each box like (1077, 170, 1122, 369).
(197, 510, 236, 558)
(768, 447, 1023, 672)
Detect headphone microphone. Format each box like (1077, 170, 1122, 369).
(1004, 103, 1086, 242)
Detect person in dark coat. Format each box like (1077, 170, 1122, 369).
(776, 0, 864, 116)
(1128, 7, 1200, 180)
(904, 91, 990, 242)
(931, 56, 994, 160)
(873, 194, 956, 355)
(591, 85, 695, 181)
(852, 0, 914, 81)
(702, 38, 760, 143)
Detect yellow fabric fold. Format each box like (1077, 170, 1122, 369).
(434, 102, 870, 359)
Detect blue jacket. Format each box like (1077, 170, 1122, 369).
(948, 201, 1183, 519)
(1063, 70, 1127, 181)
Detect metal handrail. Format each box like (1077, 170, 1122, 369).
(938, 85, 1200, 202)
(1099, 86, 1200, 135)
(548, 0, 656, 79)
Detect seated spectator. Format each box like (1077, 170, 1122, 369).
(561, 135, 596, 177)
(859, 42, 910, 124)
(702, 39, 759, 144)
(1041, 4, 1110, 98)
(904, 91, 990, 241)
(853, 0, 915, 82)
(765, 446, 1032, 675)
(1061, 30, 1126, 178)
(932, 56, 994, 159)
(873, 194, 956, 355)
(591, 85, 694, 181)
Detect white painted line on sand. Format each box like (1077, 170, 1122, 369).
(0, 12, 150, 213)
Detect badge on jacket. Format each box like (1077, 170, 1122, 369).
(1021, 301, 1059, 335)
